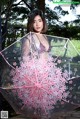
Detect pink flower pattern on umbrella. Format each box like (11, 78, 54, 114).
(10, 55, 68, 115)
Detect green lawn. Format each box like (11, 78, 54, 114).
(50, 39, 80, 57)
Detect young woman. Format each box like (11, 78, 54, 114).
(15, 9, 69, 118)
(22, 8, 49, 60)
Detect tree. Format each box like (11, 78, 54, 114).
(0, 0, 46, 49)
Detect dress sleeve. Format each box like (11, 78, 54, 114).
(22, 37, 30, 57)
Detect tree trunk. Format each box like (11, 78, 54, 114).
(37, 0, 45, 13)
(0, 6, 2, 51)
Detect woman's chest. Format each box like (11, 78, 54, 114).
(32, 34, 49, 52)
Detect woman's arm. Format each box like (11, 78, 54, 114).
(22, 38, 30, 57)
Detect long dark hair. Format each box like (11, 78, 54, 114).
(27, 8, 47, 33)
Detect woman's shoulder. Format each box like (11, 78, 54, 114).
(23, 32, 34, 41)
(26, 32, 36, 39)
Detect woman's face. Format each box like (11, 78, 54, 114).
(33, 15, 43, 33)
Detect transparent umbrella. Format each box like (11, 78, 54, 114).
(0, 32, 80, 118)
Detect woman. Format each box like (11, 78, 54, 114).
(10, 9, 69, 119)
(22, 8, 49, 60)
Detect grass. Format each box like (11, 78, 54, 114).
(50, 39, 80, 57)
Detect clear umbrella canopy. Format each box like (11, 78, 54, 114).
(0, 32, 80, 118)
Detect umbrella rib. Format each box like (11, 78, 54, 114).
(62, 99, 80, 106)
(24, 75, 37, 86)
(0, 85, 35, 90)
(40, 86, 53, 95)
(0, 52, 15, 69)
